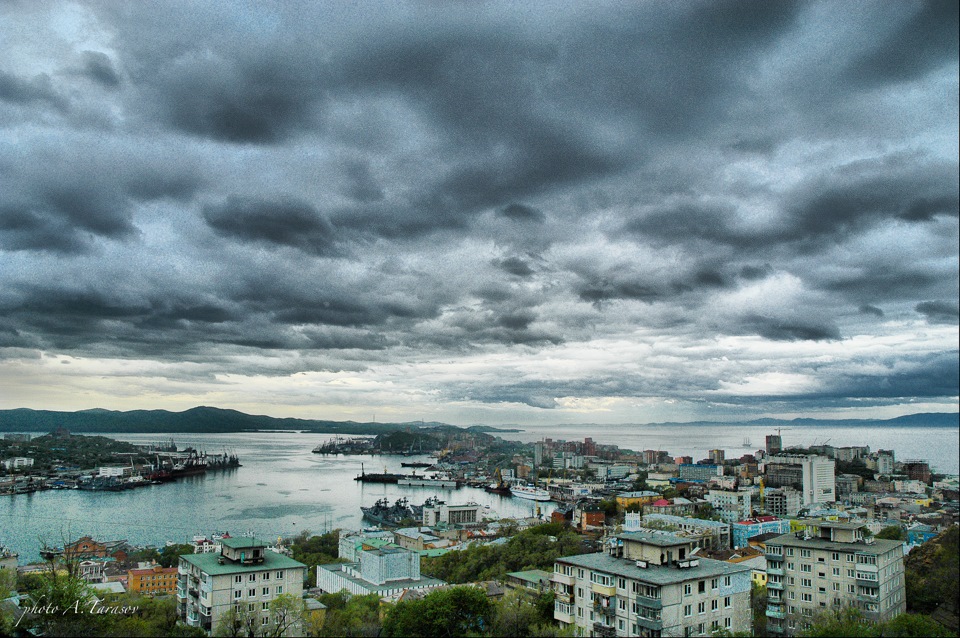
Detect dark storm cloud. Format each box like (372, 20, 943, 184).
(203, 196, 339, 255)
(842, 0, 959, 88)
(916, 300, 960, 324)
(0, 71, 67, 111)
(79, 51, 121, 88)
(497, 203, 545, 223)
(0, 1, 956, 419)
(145, 51, 324, 144)
(495, 257, 535, 277)
(740, 315, 841, 342)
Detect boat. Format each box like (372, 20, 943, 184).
(510, 485, 550, 501)
(355, 464, 402, 483)
(742, 437, 752, 448)
(360, 497, 425, 527)
(397, 474, 460, 489)
(484, 468, 512, 496)
(400, 461, 432, 468)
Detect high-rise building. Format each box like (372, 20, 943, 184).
(709, 449, 726, 465)
(764, 521, 905, 636)
(766, 435, 783, 455)
(553, 531, 753, 637)
(765, 487, 802, 518)
(766, 455, 836, 505)
(705, 490, 752, 524)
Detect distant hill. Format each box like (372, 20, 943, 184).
(0, 406, 955, 435)
(0, 406, 524, 435)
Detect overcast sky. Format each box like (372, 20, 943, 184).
(0, 1, 957, 425)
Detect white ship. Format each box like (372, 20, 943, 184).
(510, 485, 551, 501)
(397, 474, 460, 488)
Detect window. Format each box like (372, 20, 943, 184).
(801, 579, 812, 588)
(786, 548, 795, 557)
(847, 554, 855, 562)
(801, 564, 812, 573)
(833, 567, 840, 576)
(263, 572, 270, 580)
(833, 583, 840, 591)
(276, 586, 283, 594)
(262, 617, 268, 626)
(276, 570, 284, 579)
(234, 590, 241, 599)
(848, 585, 856, 594)
(801, 593, 812, 602)
(248, 588, 255, 597)
(787, 562, 795, 570)
(698, 581, 706, 593)
(578, 569, 585, 579)
(618, 578, 626, 590)
(262, 587, 269, 595)
(800, 549, 811, 558)
(698, 602, 706, 614)
(725, 617, 732, 628)
(818, 572, 825, 579)
(684, 604, 692, 617)
(832, 552, 840, 561)
(847, 569, 855, 578)
(684, 584, 692, 595)
(724, 596, 731, 608)
(711, 600, 718, 611)
(248, 603, 255, 612)
(235, 575, 242, 584)
(249, 574, 256, 582)
(262, 602, 269, 610)
(724, 576, 731, 587)
(711, 578, 718, 590)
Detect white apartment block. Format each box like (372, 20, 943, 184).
(177, 537, 306, 635)
(317, 545, 445, 597)
(705, 490, 751, 524)
(764, 521, 905, 636)
(767, 455, 836, 505)
(422, 501, 482, 526)
(553, 530, 752, 637)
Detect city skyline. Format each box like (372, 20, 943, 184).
(1, 1, 957, 425)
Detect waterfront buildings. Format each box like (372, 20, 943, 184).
(766, 455, 836, 505)
(421, 500, 482, 526)
(552, 530, 753, 637)
(764, 521, 905, 636)
(177, 537, 306, 635)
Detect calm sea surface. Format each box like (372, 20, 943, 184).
(3, 423, 956, 563)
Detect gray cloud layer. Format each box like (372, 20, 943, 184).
(0, 0, 956, 420)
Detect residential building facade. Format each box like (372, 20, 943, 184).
(766, 455, 836, 505)
(552, 530, 753, 637)
(129, 564, 179, 595)
(764, 521, 905, 636)
(177, 537, 306, 635)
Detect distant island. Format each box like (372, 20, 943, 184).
(0, 406, 955, 435)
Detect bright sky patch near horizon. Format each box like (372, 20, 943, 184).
(0, 1, 957, 425)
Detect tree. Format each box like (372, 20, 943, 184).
(214, 602, 259, 637)
(159, 543, 195, 568)
(313, 592, 380, 637)
(382, 586, 492, 637)
(489, 589, 542, 637)
(264, 594, 306, 638)
(799, 608, 953, 637)
(875, 526, 906, 541)
(751, 582, 767, 636)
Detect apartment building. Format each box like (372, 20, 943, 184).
(764, 521, 905, 636)
(705, 490, 751, 524)
(766, 455, 836, 505)
(129, 564, 179, 595)
(177, 537, 306, 635)
(552, 530, 752, 637)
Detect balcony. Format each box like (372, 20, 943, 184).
(636, 594, 662, 609)
(592, 582, 616, 597)
(552, 572, 575, 586)
(592, 622, 617, 638)
(555, 591, 573, 604)
(593, 600, 616, 617)
(635, 616, 663, 631)
(553, 608, 573, 624)
(856, 592, 879, 603)
(856, 573, 879, 584)
(188, 587, 199, 598)
(767, 566, 784, 576)
(766, 607, 786, 620)
(768, 620, 785, 634)
(767, 581, 784, 590)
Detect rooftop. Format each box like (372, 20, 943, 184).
(317, 562, 445, 594)
(181, 550, 306, 576)
(556, 552, 752, 585)
(766, 533, 903, 555)
(221, 537, 267, 550)
(616, 531, 693, 547)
